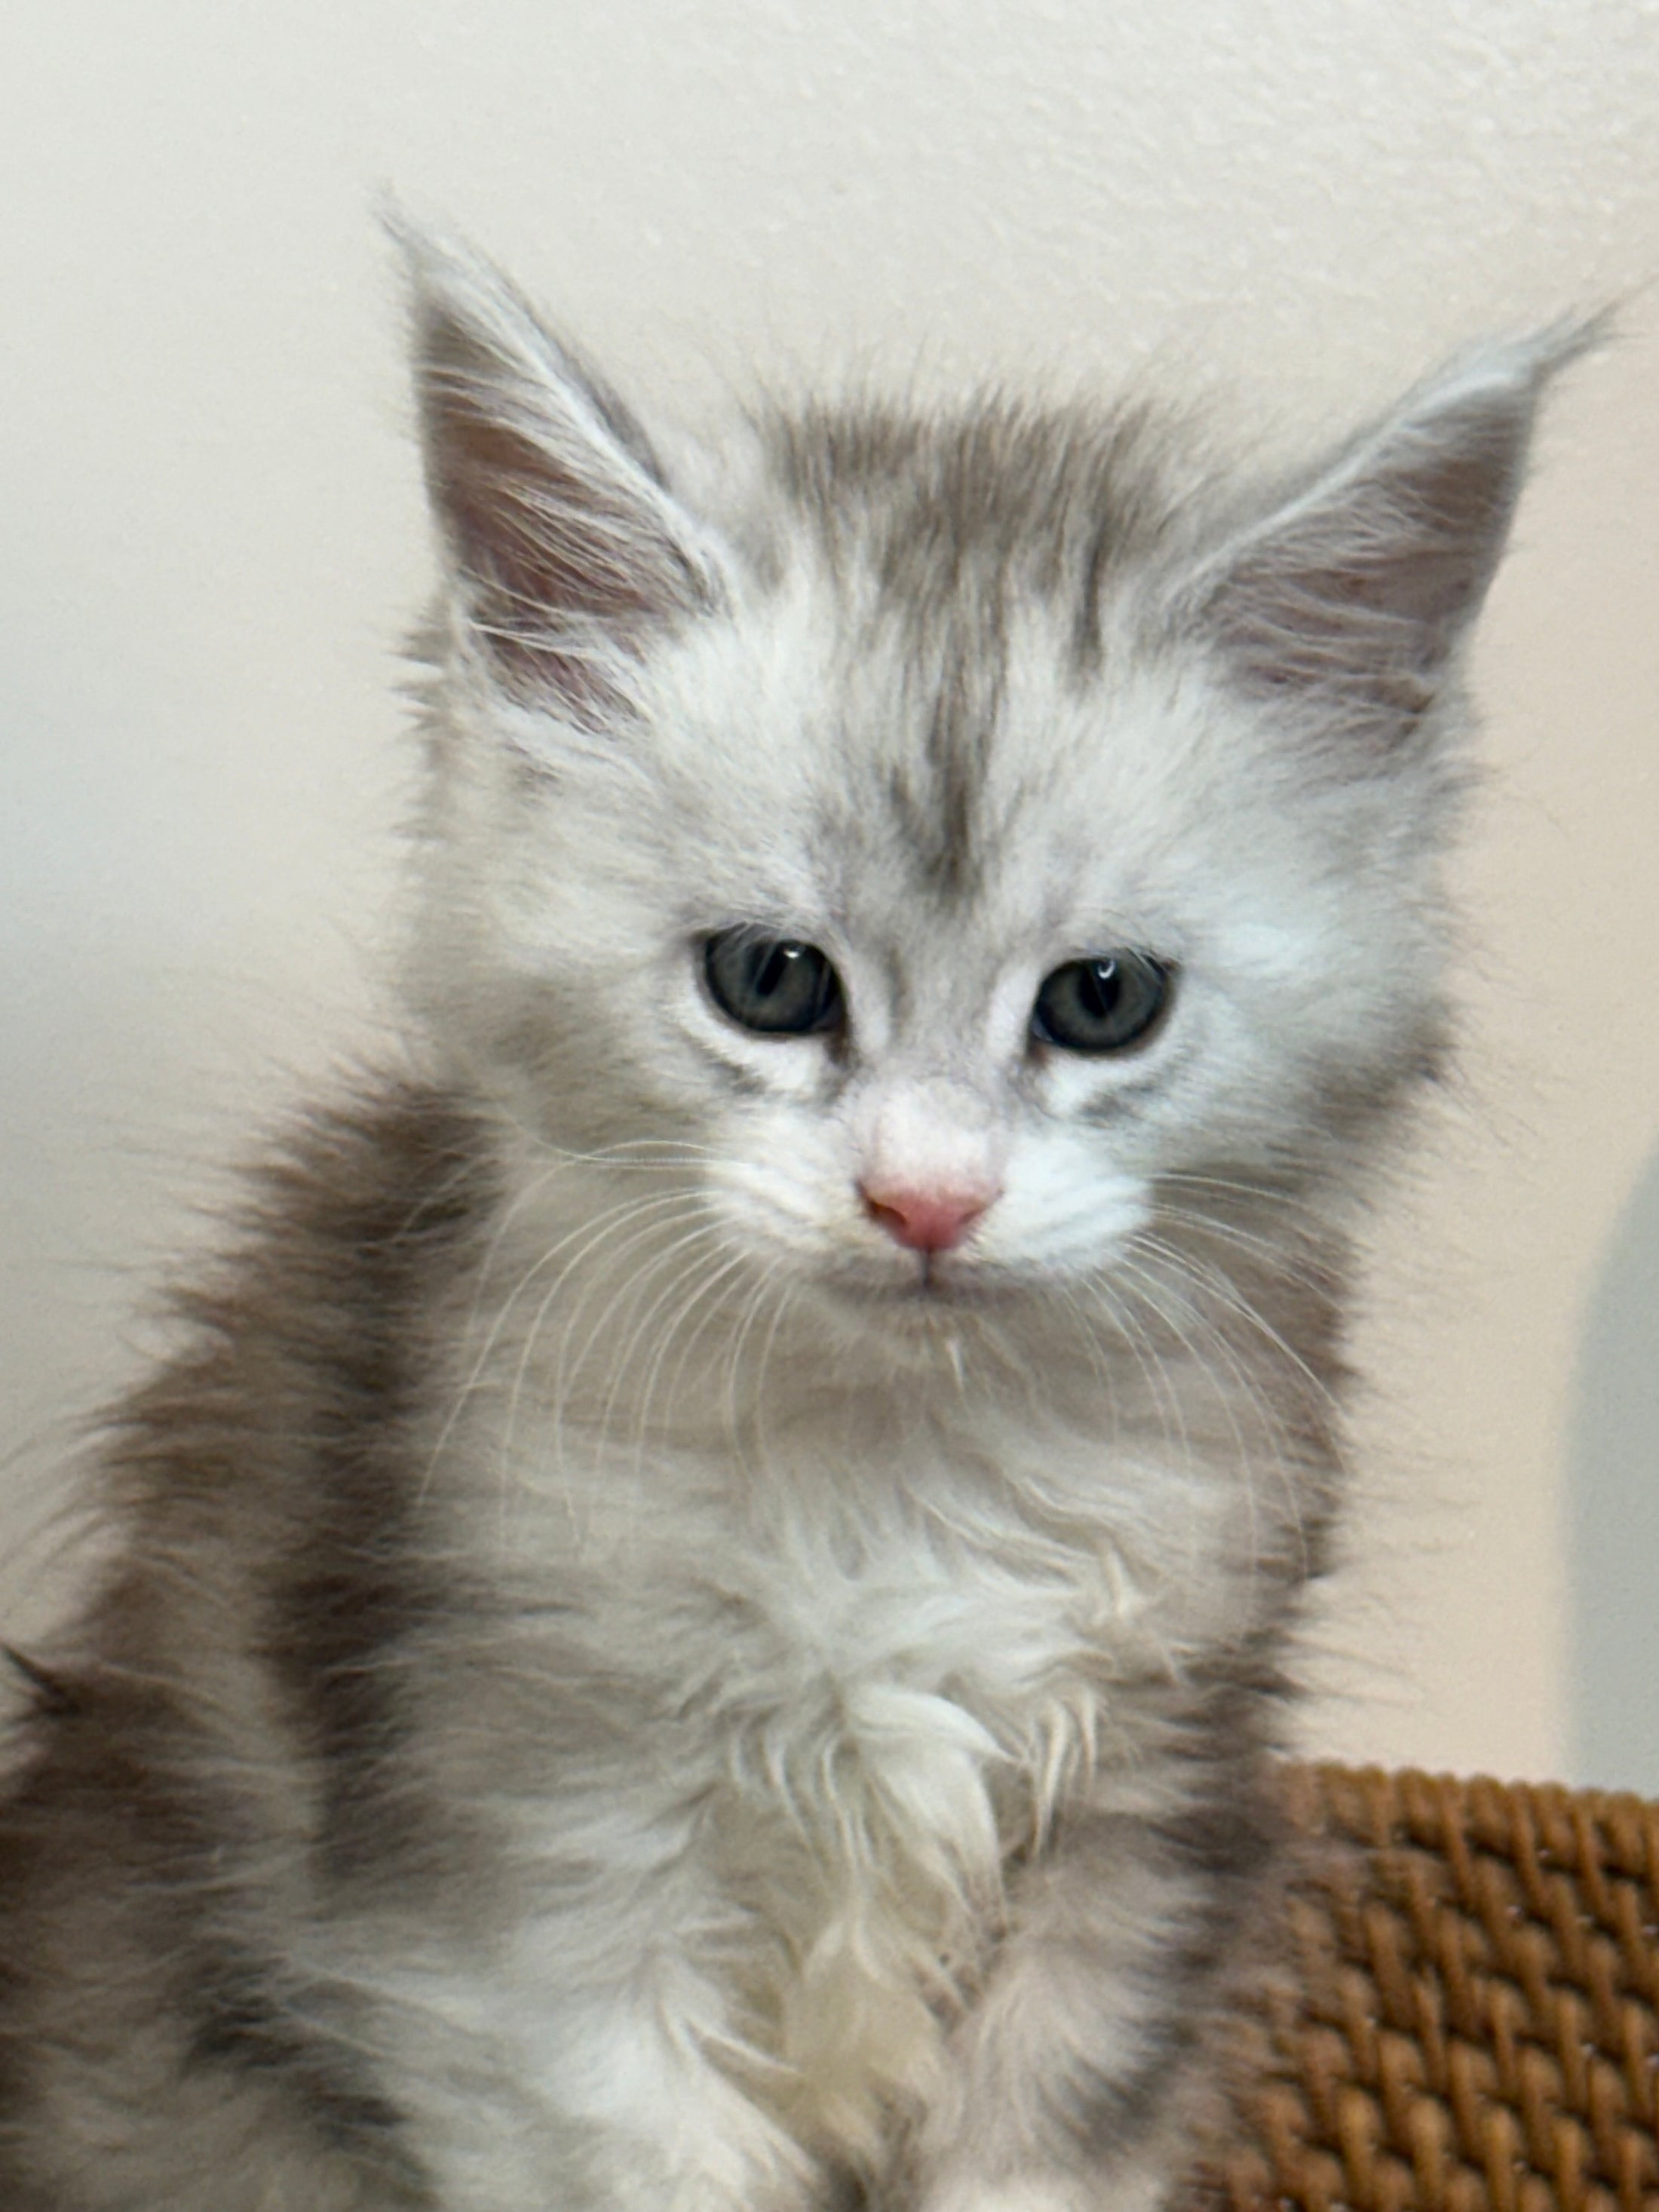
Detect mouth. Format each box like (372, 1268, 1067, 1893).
(826, 1251, 1004, 1315)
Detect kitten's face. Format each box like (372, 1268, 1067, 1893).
(402, 235, 1567, 1345)
(427, 523, 1443, 1339)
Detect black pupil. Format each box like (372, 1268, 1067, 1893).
(704, 934, 843, 1037)
(1077, 961, 1121, 1020)
(1032, 953, 1169, 1054)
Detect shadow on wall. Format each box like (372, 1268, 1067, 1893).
(1570, 1134, 1659, 1796)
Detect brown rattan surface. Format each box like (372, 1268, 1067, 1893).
(1210, 1765, 1659, 2212)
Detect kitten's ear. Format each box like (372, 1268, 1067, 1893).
(1191, 324, 1599, 737)
(394, 223, 724, 717)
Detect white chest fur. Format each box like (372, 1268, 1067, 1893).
(369, 1393, 1256, 2202)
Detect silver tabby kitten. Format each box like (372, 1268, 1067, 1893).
(0, 236, 1582, 2212)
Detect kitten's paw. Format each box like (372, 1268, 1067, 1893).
(918, 2177, 1082, 2212)
(918, 2162, 1172, 2212)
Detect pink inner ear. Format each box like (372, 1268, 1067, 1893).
(1203, 373, 1546, 731)
(434, 409, 674, 629)
(412, 267, 716, 721)
(425, 397, 697, 717)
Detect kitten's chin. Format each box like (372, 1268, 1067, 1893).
(794, 1286, 985, 1380)
(804, 1255, 1020, 1352)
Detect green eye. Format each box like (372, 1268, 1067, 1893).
(703, 932, 846, 1038)
(1032, 953, 1172, 1054)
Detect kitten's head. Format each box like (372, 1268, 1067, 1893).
(398, 232, 1580, 1360)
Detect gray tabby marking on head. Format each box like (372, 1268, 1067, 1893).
(763, 402, 1179, 894)
(0, 224, 1593, 2212)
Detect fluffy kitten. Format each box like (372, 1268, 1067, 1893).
(0, 237, 1582, 2212)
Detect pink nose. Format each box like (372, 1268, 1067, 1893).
(860, 1180, 996, 1254)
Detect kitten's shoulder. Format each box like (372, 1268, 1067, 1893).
(0, 1075, 499, 2200)
(0, 1068, 504, 1857)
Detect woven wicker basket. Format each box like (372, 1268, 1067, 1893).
(1206, 1766, 1659, 2212)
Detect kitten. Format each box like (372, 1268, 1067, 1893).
(0, 234, 1583, 2212)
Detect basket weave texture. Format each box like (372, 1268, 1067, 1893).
(1210, 1764, 1659, 2212)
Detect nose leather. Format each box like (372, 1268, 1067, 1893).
(860, 1182, 995, 1253)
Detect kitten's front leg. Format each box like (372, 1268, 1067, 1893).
(905, 1784, 1269, 2212)
(397, 1959, 824, 2212)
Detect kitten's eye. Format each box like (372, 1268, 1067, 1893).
(1031, 953, 1173, 1054)
(703, 932, 846, 1038)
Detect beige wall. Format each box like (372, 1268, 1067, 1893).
(2, 0, 1656, 1784)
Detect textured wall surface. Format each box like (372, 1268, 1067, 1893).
(2, 0, 1656, 1783)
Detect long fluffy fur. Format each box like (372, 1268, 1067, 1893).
(0, 237, 1583, 2210)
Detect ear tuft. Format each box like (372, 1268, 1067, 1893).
(1195, 319, 1603, 735)
(388, 219, 721, 719)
